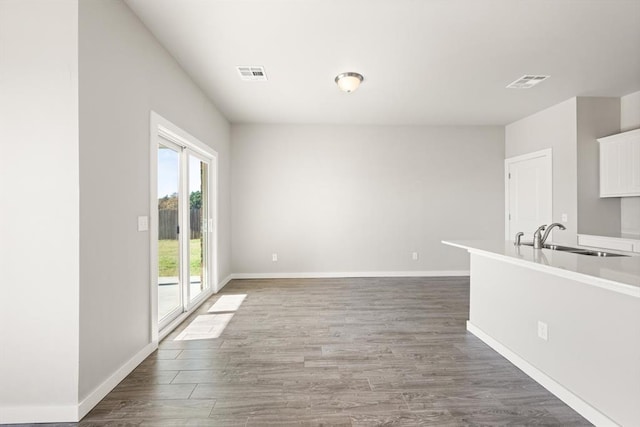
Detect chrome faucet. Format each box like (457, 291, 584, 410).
(514, 232, 524, 246)
(541, 222, 566, 245)
(533, 223, 566, 249)
(533, 225, 547, 249)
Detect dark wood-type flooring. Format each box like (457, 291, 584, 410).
(47, 277, 592, 426)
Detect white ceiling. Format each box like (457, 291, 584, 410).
(125, 0, 640, 126)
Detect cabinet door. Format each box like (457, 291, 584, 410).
(599, 141, 622, 197)
(599, 129, 640, 197)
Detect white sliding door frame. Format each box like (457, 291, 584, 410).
(150, 111, 218, 343)
(156, 137, 184, 330)
(185, 149, 213, 305)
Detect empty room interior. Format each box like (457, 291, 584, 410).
(2, 0, 640, 425)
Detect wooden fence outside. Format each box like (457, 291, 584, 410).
(159, 208, 202, 239)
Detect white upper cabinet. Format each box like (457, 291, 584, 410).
(598, 128, 640, 197)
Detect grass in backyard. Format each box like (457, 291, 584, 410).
(158, 239, 202, 277)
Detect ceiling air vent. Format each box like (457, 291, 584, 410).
(506, 75, 550, 89)
(237, 66, 268, 81)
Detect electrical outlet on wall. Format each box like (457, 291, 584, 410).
(412, 252, 419, 261)
(561, 213, 568, 223)
(272, 253, 278, 262)
(537, 320, 549, 341)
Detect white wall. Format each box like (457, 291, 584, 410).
(620, 90, 640, 236)
(621, 90, 640, 132)
(78, 0, 231, 402)
(0, 0, 80, 422)
(576, 97, 621, 237)
(231, 125, 504, 275)
(506, 98, 578, 245)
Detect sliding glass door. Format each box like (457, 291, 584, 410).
(157, 141, 182, 323)
(188, 153, 208, 303)
(157, 140, 212, 329)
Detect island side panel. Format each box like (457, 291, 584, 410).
(468, 253, 640, 427)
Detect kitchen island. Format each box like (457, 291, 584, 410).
(443, 240, 640, 427)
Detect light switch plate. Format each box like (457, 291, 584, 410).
(561, 213, 568, 222)
(137, 216, 149, 232)
(537, 321, 548, 341)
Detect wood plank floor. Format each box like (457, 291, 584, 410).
(65, 277, 593, 425)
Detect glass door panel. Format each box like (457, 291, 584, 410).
(157, 143, 182, 322)
(188, 154, 209, 303)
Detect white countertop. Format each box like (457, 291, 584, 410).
(579, 232, 640, 241)
(442, 240, 640, 298)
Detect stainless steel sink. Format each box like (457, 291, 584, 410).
(574, 250, 628, 257)
(542, 244, 579, 252)
(521, 243, 629, 257)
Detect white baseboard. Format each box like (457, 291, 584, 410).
(466, 321, 618, 427)
(77, 341, 157, 421)
(229, 270, 469, 280)
(0, 404, 78, 424)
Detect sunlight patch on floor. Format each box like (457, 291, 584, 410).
(208, 294, 247, 313)
(174, 294, 247, 341)
(174, 313, 234, 341)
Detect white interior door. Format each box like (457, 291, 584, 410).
(506, 149, 552, 240)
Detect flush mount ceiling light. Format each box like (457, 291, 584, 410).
(335, 72, 364, 93)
